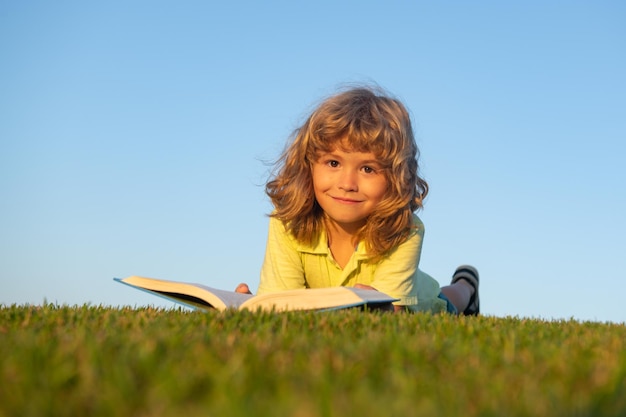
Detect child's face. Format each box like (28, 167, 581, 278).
(312, 147, 387, 233)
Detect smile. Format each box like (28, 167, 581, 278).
(331, 196, 363, 204)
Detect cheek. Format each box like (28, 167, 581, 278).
(311, 176, 326, 199)
(312, 168, 331, 190)
(311, 171, 321, 191)
(374, 179, 389, 201)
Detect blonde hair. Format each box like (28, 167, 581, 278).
(266, 86, 429, 259)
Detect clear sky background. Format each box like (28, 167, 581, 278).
(2, 1, 624, 323)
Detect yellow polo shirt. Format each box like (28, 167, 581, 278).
(258, 215, 447, 313)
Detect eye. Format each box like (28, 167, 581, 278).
(327, 160, 340, 168)
(361, 165, 377, 174)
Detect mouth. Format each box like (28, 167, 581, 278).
(331, 196, 363, 204)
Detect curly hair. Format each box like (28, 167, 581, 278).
(265, 86, 428, 259)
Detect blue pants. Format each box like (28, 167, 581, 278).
(438, 292, 458, 314)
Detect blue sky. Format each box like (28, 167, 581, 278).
(1, 1, 624, 322)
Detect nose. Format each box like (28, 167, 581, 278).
(338, 169, 358, 191)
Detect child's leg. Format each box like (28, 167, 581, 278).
(440, 265, 480, 315)
(440, 281, 474, 312)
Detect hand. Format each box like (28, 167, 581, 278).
(354, 284, 404, 313)
(354, 283, 376, 291)
(235, 283, 252, 294)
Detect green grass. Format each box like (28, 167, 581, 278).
(1, 305, 625, 417)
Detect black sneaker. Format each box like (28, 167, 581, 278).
(451, 265, 480, 316)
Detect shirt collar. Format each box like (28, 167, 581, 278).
(295, 229, 370, 260)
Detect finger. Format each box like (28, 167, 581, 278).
(354, 283, 376, 291)
(235, 283, 252, 294)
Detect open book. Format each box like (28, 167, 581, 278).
(115, 276, 399, 312)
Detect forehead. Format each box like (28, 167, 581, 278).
(317, 135, 379, 154)
(317, 148, 382, 163)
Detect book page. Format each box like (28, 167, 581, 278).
(191, 284, 254, 309)
(241, 286, 398, 312)
(117, 276, 254, 310)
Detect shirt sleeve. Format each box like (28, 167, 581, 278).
(368, 223, 424, 306)
(257, 217, 307, 294)
(369, 216, 445, 312)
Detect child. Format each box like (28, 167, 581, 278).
(237, 86, 479, 315)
